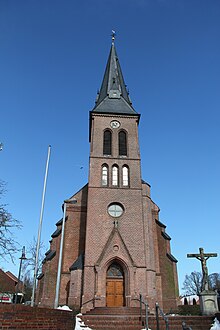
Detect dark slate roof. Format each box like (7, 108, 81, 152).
(94, 97, 136, 115)
(141, 179, 151, 187)
(92, 43, 138, 116)
(55, 216, 67, 226)
(167, 253, 178, 263)
(51, 228, 61, 238)
(46, 250, 56, 261)
(69, 254, 84, 271)
(161, 231, 171, 241)
(45, 249, 52, 256)
(56, 218, 63, 226)
(155, 219, 166, 228)
(37, 273, 44, 280)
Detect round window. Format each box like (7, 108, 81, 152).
(108, 203, 124, 217)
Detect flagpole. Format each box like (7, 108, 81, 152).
(31, 145, 51, 307)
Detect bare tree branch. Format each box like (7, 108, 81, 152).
(22, 237, 45, 280)
(182, 271, 220, 295)
(0, 180, 22, 262)
(182, 271, 202, 295)
(209, 273, 220, 291)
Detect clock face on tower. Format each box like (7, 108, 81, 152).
(110, 120, 120, 129)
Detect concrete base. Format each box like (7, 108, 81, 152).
(199, 290, 219, 315)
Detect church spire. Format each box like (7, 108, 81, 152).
(93, 33, 137, 115)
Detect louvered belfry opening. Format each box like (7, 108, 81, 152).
(119, 131, 127, 156)
(103, 130, 112, 155)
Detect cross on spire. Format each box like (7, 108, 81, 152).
(111, 30, 116, 44)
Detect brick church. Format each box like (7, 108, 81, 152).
(37, 37, 179, 313)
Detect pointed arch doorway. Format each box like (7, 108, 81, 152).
(106, 262, 125, 307)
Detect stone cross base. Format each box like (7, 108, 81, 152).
(199, 290, 219, 315)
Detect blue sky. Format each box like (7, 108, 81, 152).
(0, 0, 219, 293)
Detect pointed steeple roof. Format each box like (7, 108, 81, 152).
(92, 37, 138, 116)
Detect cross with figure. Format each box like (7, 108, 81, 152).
(187, 248, 217, 291)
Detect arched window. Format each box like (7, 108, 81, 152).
(107, 263, 124, 278)
(112, 165, 119, 186)
(102, 165, 108, 186)
(184, 297, 188, 305)
(103, 130, 112, 155)
(119, 131, 127, 156)
(122, 166, 129, 186)
(193, 298, 197, 305)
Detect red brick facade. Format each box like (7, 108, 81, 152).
(37, 42, 179, 313)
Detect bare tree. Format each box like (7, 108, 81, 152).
(22, 237, 45, 281)
(182, 271, 220, 295)
(0, 181, 21, 262)
(209, 273, 220, 291)
(20, 237, 45, 301)
(182, 271, 202, 295)
(22, 272, 34, 302)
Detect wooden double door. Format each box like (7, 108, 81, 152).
(106, 263, 125, 307)
(106, 278, 124, 307)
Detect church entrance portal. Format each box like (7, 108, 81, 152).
(106, 263, 125, 307)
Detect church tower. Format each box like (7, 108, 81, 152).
(81, 36, 179, 312)
(37, 36, 179, 313)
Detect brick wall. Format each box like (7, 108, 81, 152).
(156, 220, 178, 312)
(37, 184, 88, 308)
(0, 304, 75, 330)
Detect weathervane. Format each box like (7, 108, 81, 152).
(111, 30, 116, 44)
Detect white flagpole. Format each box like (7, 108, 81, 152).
(31, 145, 51, 307)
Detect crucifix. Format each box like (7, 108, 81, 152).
(187, 247, 217, 291)
(113, 219, 118, 229)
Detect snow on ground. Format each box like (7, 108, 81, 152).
(73, 313, 151, 330)
(210, 318, 220, 330)
(74, 313, 93, 330)
(57, 305, 72, 311)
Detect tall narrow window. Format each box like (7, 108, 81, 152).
(102, 165, 108, 186)
(103, 130, 112, 155)
(112, 165, 119, 186)
(119, 131, 127, 156)
(122, 166, 129, 186)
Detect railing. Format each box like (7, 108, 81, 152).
(182, 321, 192, 330)
(81, 297, 96, 307)
(138, 294, 149, 330)
(155, 302, 169, 330)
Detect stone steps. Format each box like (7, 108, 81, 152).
(81, 307, 214, 330)
(85, 307, 141, 315)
